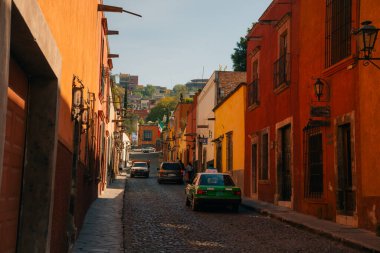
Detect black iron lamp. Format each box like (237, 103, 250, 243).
(357, 20, 379, 60)
(314, 78, 324, 101)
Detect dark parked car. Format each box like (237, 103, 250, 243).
(157, 162, 183, 184)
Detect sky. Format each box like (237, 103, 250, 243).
(104, 0, 272, 88)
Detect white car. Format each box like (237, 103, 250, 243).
(130, 162, 150, 178)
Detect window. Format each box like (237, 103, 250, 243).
(226, 132, 233, 171)
(274, 31, 290, 89)
(304, 127, 323, 198)
(143, 130, 152, 141)
(248, 60, 259, 107)
(325, 0, 352, 67)
(260, 133, 269, 180)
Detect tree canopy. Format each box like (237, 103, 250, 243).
(231, 36, 247, 72)
(145, 97, 177, 123)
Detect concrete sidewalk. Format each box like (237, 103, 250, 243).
(242, 197, 380, 253)
(73, 174, 126, 253)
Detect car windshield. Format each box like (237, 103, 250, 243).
(199, 174, 235, 186)
(133, 162, 147, 167)
(161, 163, 181, 170)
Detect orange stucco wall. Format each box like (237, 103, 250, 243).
(36, 0, 103, 150)
(357, 0, 380, 230)
(214, 84, 246, 190)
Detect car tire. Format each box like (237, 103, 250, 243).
(185, 197, 190, 207)
(146, 174, 149, 178)
(232, 205, 239, 213)
(191, 197, 199, 211)
(157, 180, 161, 184)
(131, 174, 134, 178)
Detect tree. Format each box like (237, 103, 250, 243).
(172, 84, 188, 99)
(143, 84, 156, 98)
(231, 36, 247, 71)
(145, 97, 177, 122)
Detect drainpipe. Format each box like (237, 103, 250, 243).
(0, 0, 11, 189)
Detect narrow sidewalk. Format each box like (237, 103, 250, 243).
(241, 197, 380, 253)
(73, 174, 126, 253)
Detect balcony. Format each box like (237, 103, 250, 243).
(273, 53, 290, 90)
(247, 79, 259, 107)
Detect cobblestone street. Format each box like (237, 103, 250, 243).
(123, 153, 364, 253)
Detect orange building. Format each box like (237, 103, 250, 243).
(244, 0, 380, 232)
(245, 0, 298, 208)
(138, 123, 160, 149)
(173, 101, 192, 162)
(298, 0, 380, 231)
(0, 0, 121, 251)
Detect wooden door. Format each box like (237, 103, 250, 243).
(0, 59, 28, 252)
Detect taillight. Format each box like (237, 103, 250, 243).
(233, 190, 241, 196)
(159, 172, 164, 176)
(196, 189, 206, 195)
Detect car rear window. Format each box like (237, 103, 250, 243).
(199, 174, 235, 186)
(161, 163, 181, 170)
(133, 162, 147, 167)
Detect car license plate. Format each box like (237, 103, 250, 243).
(216, 191, 224, 196)
(168, 173, 176, 177)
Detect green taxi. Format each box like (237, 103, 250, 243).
(185, 171, 241, 212)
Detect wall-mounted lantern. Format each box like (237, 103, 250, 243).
(71, 75, 85, 121)
(354, 20, 380, 69)
(356, 21, 379, 60)
(314, 78, 324, 101)
(312, 78, 330, 102)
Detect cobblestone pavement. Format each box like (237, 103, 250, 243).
(123, 154, 365, 253)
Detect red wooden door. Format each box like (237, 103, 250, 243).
(0, 59, 28, 252)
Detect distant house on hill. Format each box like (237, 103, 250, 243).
(185, 79, 208, 91)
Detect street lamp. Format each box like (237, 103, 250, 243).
(356, 20, 379, 60)
(354, 20, 380, 70)
(314, 78, 324, 101)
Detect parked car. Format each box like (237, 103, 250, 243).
(147, 147, 156, 152)
(185, 172, 241, 212)
(142, 147, 150, 153)
(157, 162, 183, 184)
(130, 161, 150, 178)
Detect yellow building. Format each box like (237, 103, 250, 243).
(213, 83, 246, 189)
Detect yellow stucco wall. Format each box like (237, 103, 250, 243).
(359, 0, 380, 196)
(214, 84, 246, 187)
(36, 0, 103, 150)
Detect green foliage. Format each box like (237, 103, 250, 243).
(145, 97, 177, 122)
(144, 84, 156, 98)
(172, 84, 188, 99)
(123, 113, 139, 134)
(231, 36, 247, 72)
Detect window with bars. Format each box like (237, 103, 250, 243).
(304, 127, 323, 198)
(248, 60, 259, 107)
(325, 0, 352, 67)
(226, 132, 233, 171)
(260, 133, 269, 180)
(143, 130, 152, 141)
(274, 31, 290, 89)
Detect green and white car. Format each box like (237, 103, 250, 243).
(185, 172, 241, 212)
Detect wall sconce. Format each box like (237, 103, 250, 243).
(314, 78, 324, 101)
(312, 78, 330, 102)
(354, 20, 380, 69)
(81, 107, 90, 133)
(71, 75, 84, 121)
